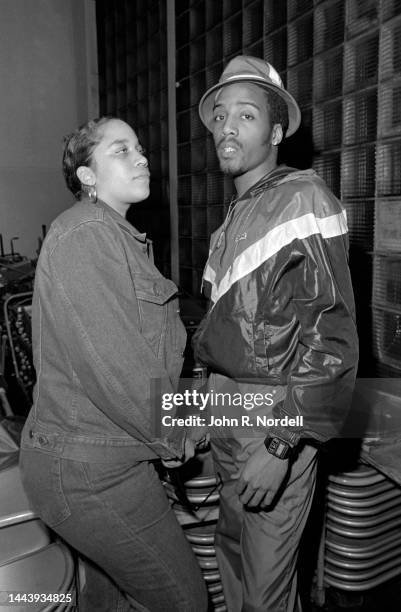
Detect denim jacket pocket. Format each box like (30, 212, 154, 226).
(19, 450, 71, 528)
(134, 275, 180, 359)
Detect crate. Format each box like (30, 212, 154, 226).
(374, 200, 401, 252)
(376, 143, 401, 197)
(288, 13, 314, 67)
(373, 254, 401, 310)
(372, 306, 401, 371)
(341, 145, 376, 198)
(343, 90, 377, 145)
(378, 80, 401, 139)
(314, 0, 344, 54)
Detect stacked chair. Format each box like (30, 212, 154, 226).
(323, 462, 401, 592)
(0, 423, 76, 611)
(163, 450, 226, 611)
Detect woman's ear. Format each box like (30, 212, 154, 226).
(76, 166, 96, 186)
(272, 124, 283, 147)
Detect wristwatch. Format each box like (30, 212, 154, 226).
(264, 436, 293, 460)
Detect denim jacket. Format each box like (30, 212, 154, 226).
(21, 198, 187, 462)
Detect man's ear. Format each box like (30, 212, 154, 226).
(272, 124, 283, 146)
(76, 166, 96, 186)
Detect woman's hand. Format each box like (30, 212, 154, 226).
(161, 438, 196, 469)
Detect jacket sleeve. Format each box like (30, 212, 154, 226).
(270, 199, 359, 444)
(47, 220, 185, 459)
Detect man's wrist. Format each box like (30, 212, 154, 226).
(264, 436, 294, 460)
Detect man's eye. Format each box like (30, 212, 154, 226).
(241, 113, 254, 120)
(213, 114, 225, 122)
(115, 147, 128, 154)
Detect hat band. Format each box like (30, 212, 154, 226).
(224, 73, 282, 87)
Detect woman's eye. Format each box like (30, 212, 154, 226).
(115, 147, 128, 155)
(241, 113, 254, 120)
(213, 114, 225, 122)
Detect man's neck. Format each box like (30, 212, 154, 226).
(234, 159, 279, 198)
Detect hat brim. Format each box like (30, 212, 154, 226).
(198, 77, 301, 138)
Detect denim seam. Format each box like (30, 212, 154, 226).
(80, 462, 196, 611)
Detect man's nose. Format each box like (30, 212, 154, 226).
(222, 118, 239, 136)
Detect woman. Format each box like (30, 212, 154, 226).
(19, 117, 208, 612)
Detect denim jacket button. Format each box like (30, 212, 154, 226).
(38, 435, 49, 446)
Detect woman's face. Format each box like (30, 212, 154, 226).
(78, 119, 150, 214)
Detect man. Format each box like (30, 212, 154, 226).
(193, 56, 359, 611)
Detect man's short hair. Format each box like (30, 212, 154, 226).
(264, 90, 289, 136)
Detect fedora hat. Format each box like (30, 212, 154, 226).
(198, 55, 301, 138)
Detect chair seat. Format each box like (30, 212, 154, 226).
(0, 541, 75, 612)
(0, 519, 51, 566)
(0, 464, 36, 527)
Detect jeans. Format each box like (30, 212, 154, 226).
(19, 449, 208, 612)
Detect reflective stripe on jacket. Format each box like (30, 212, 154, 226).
(193, 167, 359, 443)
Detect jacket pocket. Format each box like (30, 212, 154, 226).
(19, 449, 71, 528)
(134, 274, 184, 361)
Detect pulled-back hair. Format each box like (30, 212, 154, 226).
(62, 116, 112, 199)
(264, 91, 289, 137)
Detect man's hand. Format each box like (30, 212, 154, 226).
(234, 444, 289, 508)
(161, 437, 196, 469)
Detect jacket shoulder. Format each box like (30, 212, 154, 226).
(273, 169, 343, 219)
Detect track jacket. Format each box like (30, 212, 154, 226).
(193, 166, 359, 444)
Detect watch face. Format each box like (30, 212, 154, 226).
(266, 437, 291, 459)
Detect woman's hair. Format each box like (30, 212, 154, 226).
(62, 116, 113, 199)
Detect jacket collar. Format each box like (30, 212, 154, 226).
(90, 198, 148, 243)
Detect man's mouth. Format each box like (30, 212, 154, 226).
(219, 142, 240, 157)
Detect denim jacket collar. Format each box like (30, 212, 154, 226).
(87, 197, 148, 244)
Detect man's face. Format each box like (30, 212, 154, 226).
(211, 83, 279, 179)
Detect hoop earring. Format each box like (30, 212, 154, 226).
(82, 184, 97, 203)
(88, 185, 97, 203)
